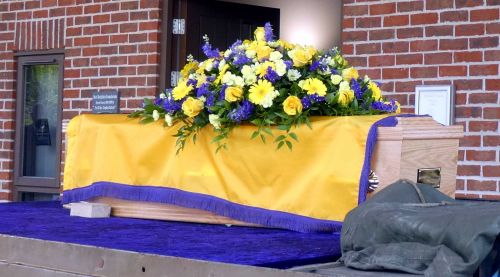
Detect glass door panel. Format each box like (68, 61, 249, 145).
(22, 64, 59, 178)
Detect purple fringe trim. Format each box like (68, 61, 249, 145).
(357, 114, 427, 204)
(62, 182, 342, 233)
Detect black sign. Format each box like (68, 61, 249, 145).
(92, 90, 120, 114)
(35, 118, 51, 146)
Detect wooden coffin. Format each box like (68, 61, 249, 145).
(86, 116, 463, 227)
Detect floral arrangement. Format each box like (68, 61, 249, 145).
(130, 23, 400, 153)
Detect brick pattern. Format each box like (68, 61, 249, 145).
(343, 0, 500, 200)
(0, 0, 162, 201)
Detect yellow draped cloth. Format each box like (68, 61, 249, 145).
(63, 114, 390, 232)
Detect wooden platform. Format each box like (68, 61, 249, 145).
(85, 117, 463, 228)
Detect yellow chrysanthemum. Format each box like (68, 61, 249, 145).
(302, 78, 327, 96)
(255, 61, 275, 78)
(288, 46, 316, 67)
(249, 79, 275, 106)
(342, 67, 359, 81)
(283, 96, 303, 115)
(337, 82, 355, 107)
(368, 81, 381, 101)
(214, 64, 230, 85)
(172, 79, 193, 100)
(180, 61, 199, 79)
(181, 97, 204, 117)
(225, 86, 243, 102)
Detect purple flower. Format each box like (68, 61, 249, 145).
(351, 79, 363, 99)
(265, 67, 280, 83)
(233, 53, 251, 67)
(301, 97, 312, 109)
(154, 97, 163, 106)
(218, 84, 227, 101)
(301, 94, 325, 110)
(206, 75, 216, 82)
(187, 79, 197, 87)
(331, 68, 339, 75)
(206, 94, 215, 108)
(310, 61, 321, 71)
(371, 100, 398, 113)
(196, 83, 210, 97)
(264, 22, 274, 41)
(163, 98, 183, 114)
(228, 100, 254, 123)
(202, 41, 220, 59)
(284, 60, 293, 69)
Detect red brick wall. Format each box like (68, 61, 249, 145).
(342, 0, 500, 200)
(0, 0, 162, 201)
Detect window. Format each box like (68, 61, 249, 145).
(14, 53, 64, 199)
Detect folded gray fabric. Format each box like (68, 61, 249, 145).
(340, 179, 500, 277)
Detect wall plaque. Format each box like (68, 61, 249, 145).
(92, 90, 120, 114)
(415, 85, 454, 126)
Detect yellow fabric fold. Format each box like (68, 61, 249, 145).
(64, 114, 389, 222)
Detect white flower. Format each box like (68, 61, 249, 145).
(275, 60, 287, 76)
(159, 93, 166, 99)
(218, 59, 226, 71)
(198, 96, 206, 103)
(152, 110, 160, 121)
(287, 69, 301, 82)
(339, 80, 350, 91)
(331, 74, 343, 85)
(298, 79, 305, 88)
(325, 56, 335, 66)
(268, 41, 280, 48)
(245, 49, 256, 59)
(222, 72, 234, 85)
(269, 51, 283, 62)
(260, 90, 280, 108)
(186, 54, 194, 62)
(224, 49, 232, 58)
(165, 114, 173, 126)
(204, 60, 213, 72)
(241, 65, 257, 85)
(364, 75, 371, 82)
(232, 75, 245, 87)
(209, 114, 221, 129)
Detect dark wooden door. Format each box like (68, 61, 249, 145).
(171, 0, 280, 78)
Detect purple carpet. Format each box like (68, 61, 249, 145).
(0, 201, 341, 269)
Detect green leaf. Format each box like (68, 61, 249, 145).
(263, 127, 273, 136)
(288, 132, 299, 142)
(128, 111, 142, 118)
(144, 98, 153, 106)
(211, 134, 225, 143)
(139, 117, 154, 124)
(277, 141, 285, 150)
(277, 125, 289, 131)
(305, 118, 313, 129)
(285, 140, 293, 150)
(274, 135, 287, 142)
(260, 134, 266, 143)
(250, 131, 259, 140)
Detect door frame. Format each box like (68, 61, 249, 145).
(13, 51, 65, 198)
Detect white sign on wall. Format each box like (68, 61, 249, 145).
(415, 85, 455, 126)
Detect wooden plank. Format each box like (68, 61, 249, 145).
(91, 197, 261, 227)
(0, 235, 327, 277)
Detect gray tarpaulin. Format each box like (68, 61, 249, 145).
(340, 179, 500, 277)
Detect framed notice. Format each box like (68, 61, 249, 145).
(92, 90, 120, 114)
(415, 85, 454, 126)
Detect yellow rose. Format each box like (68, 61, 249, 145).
(278, 39, 294, 50)
(256, 45, 272, 61)
(254, 27, 265, 41)
(172, 79, 193, 100)
(283, 96, 303, 115)
(342, 67, 359, 81)
(182, 97, 204, 117)
(288, 46, 316, 67)
(225, 86, 243, 102)
(395, 101, 401, 113)
(338, 89, 355, 107)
